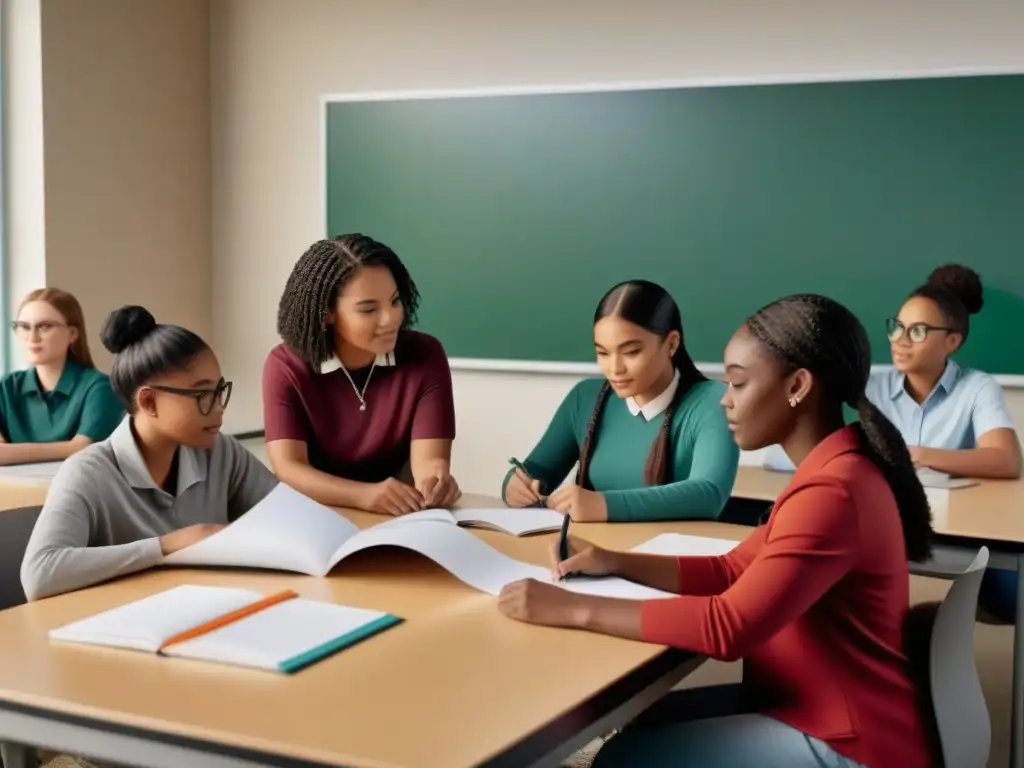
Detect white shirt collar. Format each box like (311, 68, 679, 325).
(319, 350, 396, 375)
(625, 368, 680, 421)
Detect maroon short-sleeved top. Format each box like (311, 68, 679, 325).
(262, 330, 456, 483)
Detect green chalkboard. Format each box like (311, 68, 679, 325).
(325, 75, 1024, 374)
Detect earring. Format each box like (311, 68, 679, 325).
(789, 397, 800, 408)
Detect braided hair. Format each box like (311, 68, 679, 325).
(908, 263, 984, 348)
(576, 280, 706, 489)
(276, 234, 421, 367)
(746, 293, 933, 562)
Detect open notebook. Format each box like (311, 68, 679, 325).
(164, 484, 673, 600)
(49, 585, 401, 673)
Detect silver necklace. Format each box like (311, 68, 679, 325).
(339, 362, 376, 411)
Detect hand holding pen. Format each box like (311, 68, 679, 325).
(549, 535, 616, 581)
(506, 458, 546, 508)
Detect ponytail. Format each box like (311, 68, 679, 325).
(853, 396, 933, 562)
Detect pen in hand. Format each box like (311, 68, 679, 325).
(507, 457, 546, 508)
(556, 511, 573, 581)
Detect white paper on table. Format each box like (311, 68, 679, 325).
(631, 533, 739, 558)
(915, 468, 979, 490)
(0, 461, 64, 483)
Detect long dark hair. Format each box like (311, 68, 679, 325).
(746, 293, 933, 562)
(909, 263, 984, 349)
(577, 280, 705, 489)
(101, 305, 208, 413)
(276, 233, 421, 367)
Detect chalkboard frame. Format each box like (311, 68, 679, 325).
(321, 66, 1024, 387)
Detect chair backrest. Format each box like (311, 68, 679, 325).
(0, 505, 43, 612)
(929, 546, 991, 768)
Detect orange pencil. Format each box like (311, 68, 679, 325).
(159, 589, 299, 651)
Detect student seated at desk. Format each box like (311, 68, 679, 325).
(503, 280, 738, 522)
(0, 288, 122, 464)
(499, 293, 933, 768)
(20, 305, 278, 601)
(263, 234, 460, 516)
(880, 264, 1022, 623)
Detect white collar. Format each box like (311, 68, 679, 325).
(319, 350, 396, 375)
(625, 369, 680, 421)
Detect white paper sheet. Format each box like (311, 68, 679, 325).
(631, 533, 739, 557)
(915, 468, 979, 490)
(559, 576, 676, 600)
(0, 461, 63, 482)
(49, 585, 262, 652)
(164, 483, 360, 575)
(328, 520, 549, 593)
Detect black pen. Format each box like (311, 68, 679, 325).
(556, 511, 572, 580)
(508, 457, 546, 508)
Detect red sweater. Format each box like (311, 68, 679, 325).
(641, 426, 931, 768)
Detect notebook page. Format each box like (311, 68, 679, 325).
(164, 599, 395, 671)
(330, 520, 550, 595)
(631, 533, 739, 558)
(164, 483, 360, 575)
(49, 585, 263, 653)
(452, 507, 565, 536)
(0, 461, 63, 482)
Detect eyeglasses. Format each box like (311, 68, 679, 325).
(10, 320, 68, 337)
(885, 317, 952, 344)
(149, 378, 233, 416)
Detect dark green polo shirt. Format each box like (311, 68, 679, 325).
(0, 359, 124, 444)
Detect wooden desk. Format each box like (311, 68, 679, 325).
(0, 479, 48, 512)
(733, 465, 1024, 767)
(0, 496, 752, 768)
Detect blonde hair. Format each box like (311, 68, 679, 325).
(19, 288, 95, 368)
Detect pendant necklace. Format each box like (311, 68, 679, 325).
(340, 362, 375, 412)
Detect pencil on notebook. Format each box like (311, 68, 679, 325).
(158, 589, 299, 651)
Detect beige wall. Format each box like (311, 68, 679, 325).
(5, 0, 211, 371)
(210, 0, 1024, 492)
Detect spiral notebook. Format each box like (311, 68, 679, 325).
(49, 585, 402, 673)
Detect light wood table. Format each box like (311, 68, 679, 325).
(0, 494, 752, 768)
(734, 465, 1024, 768)
(0, 478, 48, 512)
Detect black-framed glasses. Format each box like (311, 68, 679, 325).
(10, 320, 68, 337)
(150, 378, 233, 415)
(885, 317, 953, 344)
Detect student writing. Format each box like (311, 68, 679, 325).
(872, 263, 1021, 480)
(263, 234, 460, 515)
(20, 305, 278, 601)
(503, 280, 738, 522)
(499, 293, 933, 768)
(0, 288, 123, 464)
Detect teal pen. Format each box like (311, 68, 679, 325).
(508, 457, 546, 508)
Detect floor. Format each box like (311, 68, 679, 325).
(238, 439, 1013, 767)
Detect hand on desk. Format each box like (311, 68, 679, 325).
(416, 469, 462, 509)
(363, 478, 425, 516)
(498, 577, 593, 629)
(550, 536, 617, 579)
(159, 523, 226, 555)
(546, 485, 608, 522)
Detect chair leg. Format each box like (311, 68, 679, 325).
(0, 742, 38, 768)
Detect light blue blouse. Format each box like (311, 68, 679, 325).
(762, 361, 1014, 471)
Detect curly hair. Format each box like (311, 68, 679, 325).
(746, 293, 934, 563)
(908, 263, 984, 346)
(276, 234, 421, 367)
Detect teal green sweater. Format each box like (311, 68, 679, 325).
(502, 378, 739, 522)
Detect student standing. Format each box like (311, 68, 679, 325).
(498, 293, 933, 768)
(20, 305, 277, 601)
(0, 288, 122, 463)
(503, 280, 737, 522)
(263, 234, 460, 515)
(872, 263, 1022, 622)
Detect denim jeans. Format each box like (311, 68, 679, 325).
(592, 684, 868, 768)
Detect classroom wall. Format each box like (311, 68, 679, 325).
(211, 0, 1024, 493)
(4, 0, 212, 371)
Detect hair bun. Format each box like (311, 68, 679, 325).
(100, 305, 157, 354)
(926, 264, 983, 315)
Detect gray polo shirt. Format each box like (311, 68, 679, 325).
(20, 417, 278, 601)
